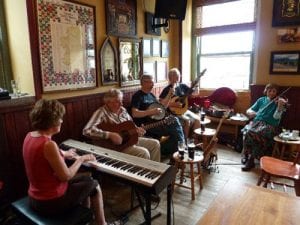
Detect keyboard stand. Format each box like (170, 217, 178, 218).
(134, 184, 172, 225)
(135, 189, 161, 225)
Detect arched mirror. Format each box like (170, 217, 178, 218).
(119, 38, 142, 87)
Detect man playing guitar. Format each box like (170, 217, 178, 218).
(159, 68, 201, 138)
(83, 89, 160, 162)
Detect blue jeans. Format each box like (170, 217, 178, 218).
(146, 117, 185, 155)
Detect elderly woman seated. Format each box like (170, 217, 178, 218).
(241, 83, 288, 171)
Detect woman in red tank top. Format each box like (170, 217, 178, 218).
(23, 99, 122, 225)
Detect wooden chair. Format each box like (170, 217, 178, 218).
(257, 152, 300, 196)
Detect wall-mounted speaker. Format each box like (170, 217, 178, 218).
(154, 0, 187, 20)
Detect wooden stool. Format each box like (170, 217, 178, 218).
(11, 196, 93, 225)
(172, 152, 204, 200)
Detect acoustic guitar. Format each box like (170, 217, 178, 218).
(169, 69, 206, 115)
(91, 116, 175, 151)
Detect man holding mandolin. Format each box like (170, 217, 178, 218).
(83, 89, 160, 162)
(159, 68, 203, 138)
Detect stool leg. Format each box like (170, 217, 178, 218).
(257, 170, 265, 186)
(263, 174, 271, 188)
(294, 180, 300, 196)
(180, 162, 185, 184)
(197, 162, 203, 189)
(190, 163, 195, 200)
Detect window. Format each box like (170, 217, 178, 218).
(0, 1, 13, 91)
(194, 0, 257, 90)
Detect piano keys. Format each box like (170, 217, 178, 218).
(60, 139, 176, 196)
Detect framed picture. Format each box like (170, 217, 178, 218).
(272, 0, 300, 27)
(161, 40, 169, 57)
(105, 0, 137, 38)
(100, 37, 118, 85)
(156, 61, 168, 82)
(142, 38, 152, 57)
(119, 38, 142, 87)
(152, 38, 161, 57)
(277, 27, 300, 43)
(36, 0, 97, 92)
(143, 61, 156, 80)
(145, 12, 161, 36)
(270, 51, 300, 74)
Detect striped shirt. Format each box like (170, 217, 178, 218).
(83, 105, 132, 139)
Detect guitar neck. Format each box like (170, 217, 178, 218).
(143, 118, 170, 130)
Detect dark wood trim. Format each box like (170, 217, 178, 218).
(179, 21, 183, 81)
(0, 1, 13, 91)
(26, 0, 42, 99)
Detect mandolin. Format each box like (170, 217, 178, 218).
(90, 116, 175, 151)
(169, 69, 206, 115)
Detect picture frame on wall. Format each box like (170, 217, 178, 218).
(100, 37, 119, 85)
(156, 61, 168, 82)
(142, 38, 152, 57)
(105, 0, 137, 38)
(36, 0, 97, 92)
(161, 40, 169, 57)
(277, 27, 300, 44)
(119, 38, 142, 87)
(270, 51, 300, 74)
(152, 38, 161, 57)
(272, 0, 300, 27)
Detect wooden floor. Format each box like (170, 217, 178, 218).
(102, 144, 295, 225)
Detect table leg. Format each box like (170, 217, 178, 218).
(272, 142, 279, 157)
(280, 145, 286, 159)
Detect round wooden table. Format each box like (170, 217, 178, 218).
(200, 117, 211, 125)
(172, 151, 204, 200)
(194, 127, 216, 150)
(273, 135, 300, 159)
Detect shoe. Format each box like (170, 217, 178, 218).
(241, 157, 255, 171)
(107, 219, 124, 225)
(241, 156, 248, 164)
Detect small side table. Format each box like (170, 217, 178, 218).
(273, 136, 300, 159)
(172, 152, 204, 200)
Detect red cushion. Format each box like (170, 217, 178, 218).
(209, 87, 236, 107)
